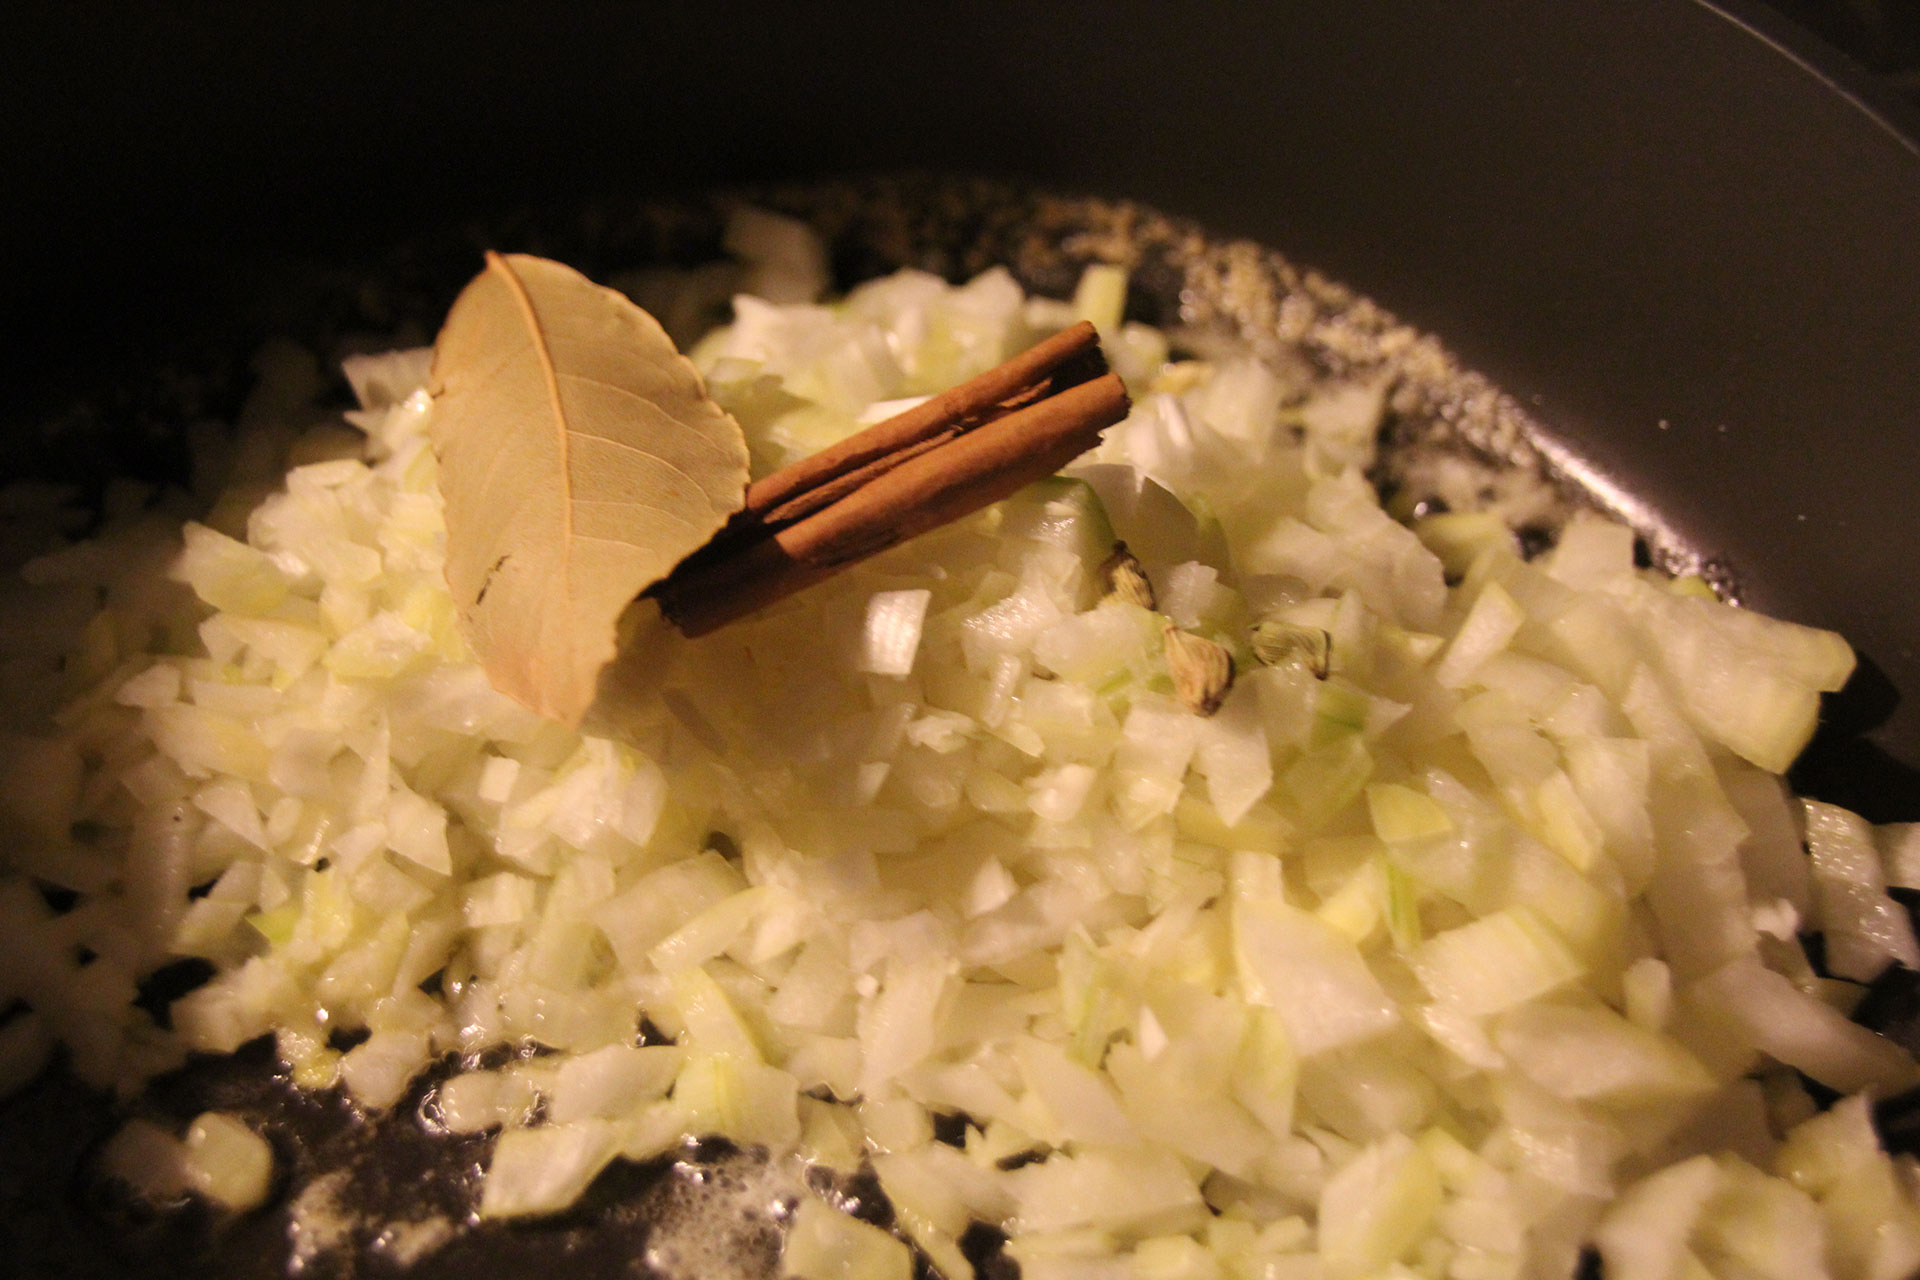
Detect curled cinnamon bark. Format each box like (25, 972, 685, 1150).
(654, 322, 1129, 637)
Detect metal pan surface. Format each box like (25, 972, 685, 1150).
(3, 4, 1918, 1276)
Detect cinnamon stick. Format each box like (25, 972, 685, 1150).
(655, 331, 1130, 638)
(743, 320, 1106, 528)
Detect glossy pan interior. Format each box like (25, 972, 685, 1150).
(4, 2, 1920, 1274)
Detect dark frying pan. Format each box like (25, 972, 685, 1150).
(3, 2, 1919, 1276)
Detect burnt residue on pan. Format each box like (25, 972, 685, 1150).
(0, 175, 1738, 1278)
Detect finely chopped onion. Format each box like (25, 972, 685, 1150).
(3, 210, 1920, 1280)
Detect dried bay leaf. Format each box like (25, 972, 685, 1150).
(429, 253, 750, 726)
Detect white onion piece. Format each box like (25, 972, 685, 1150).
(1804, 799, 1920, 981)
(479, 1121, 621, 1219)
(1686, 958, 1920, 1095)
(182, 1112, 274, 1211)
(857, 589, 932, 678)
(1234, 894, 1399, 1058)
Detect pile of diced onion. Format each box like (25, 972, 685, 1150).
(4, 211, 1920, 1280)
